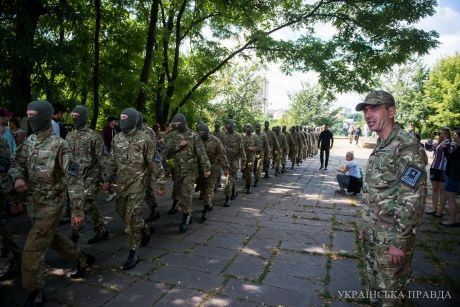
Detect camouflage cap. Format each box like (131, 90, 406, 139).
(355, 90, 395, 111)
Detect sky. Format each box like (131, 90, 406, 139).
(263, 0, 460, 112)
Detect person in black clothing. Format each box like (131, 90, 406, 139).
(318, 125, 334, 170)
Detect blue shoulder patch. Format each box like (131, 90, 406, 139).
(399, 164, 423, 189)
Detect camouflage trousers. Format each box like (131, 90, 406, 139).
(225, 160, 239, 197)
(69, 178, 106, 236)
(362, 231, 416, 306)
(23, 191, 88, 291)
(173, 173, 196, 214)
(145, 176, 158, 211)
(243, 158, 254, 186)
(0, 220, 21, 276)
(288, 149, 297, 165)
(116, 191, 150, 250)
(296, 146, 303, 162)
(263, 151, 280, 171)
(253, 154, 264, 181)
(281, 150, 287, 166)
(200, 166, 220, 208)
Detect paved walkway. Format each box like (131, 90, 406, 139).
(1, 139, 459, 306)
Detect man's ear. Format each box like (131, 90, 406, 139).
(388, 106, 396, 119)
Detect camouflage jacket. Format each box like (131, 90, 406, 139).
(254, 132, 270, 157)
(284, 131, 296, 152)
(141, 126, 162, 165)
(0, 137, 12, 194)
(65, 127, 104, 181)
(361, 124, 427, 249)
(212, 130, 224, 143)
(202, 135, 229, 172)
(221, 131, 246, 165)
(9, 128, 71, 216)
(276, 132, 288, 152)
(163, 128, 210, 176)
(105, 129, 166, 193)
(293, 131, 303, 149)
(242, 133, 256, 162)
(264, 129, 280, 152)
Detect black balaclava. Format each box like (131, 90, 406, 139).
(27, 100, 53, 133)
(72, 105, 88, 130)
(245, 124, 253, 136)
(198, 122, 209, 141)
(282, 126, 287, 133)
(255, 123, 261, 134)
(225, 119, 235, 134)
(264, 121, 270, 131)
(172, 113, 187, 132)
(120, 108, 139, 132)
(274, 126, 280, 135)
(214, 122, 221, 134)
(136, 111, 143, 129)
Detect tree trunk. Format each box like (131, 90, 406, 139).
(135, 0, 160, 112)
(91, 0, 101, 129)
(10, 0, 46, 115)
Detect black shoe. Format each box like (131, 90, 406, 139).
(254, 180, 258, 187)
(319, 166, 323, 169)
(200, 207, 209, 223)
(281, 165, 286, 173)
(24, 289, 46, 307)
(224, 197, 231, 207)
(324, 167, 328, 170)
(140, 227, 154, 247)
(87, 230, 109, 244)
(123, 250, 139, 270)
(70, 233, 80, 243)
(274, 168, 279, 177)
(263, 171, 269, 178)
(167, 201, 179, 215)
(179, 213, 192, 233)
(230, 191, 238, 200)
(145, 210, 160, 222)
(70, 254, 95, 279)
(246, 184, 252, 194)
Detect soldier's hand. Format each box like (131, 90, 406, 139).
(72, 216, 85, 227)
(157, 186, 166, 196)
(180, 140, 188, 148)
(101, 183, 110, 191)
(204, 171, 211, 178)
(14, 179, 28, 193)
(388, 246, 404, 265)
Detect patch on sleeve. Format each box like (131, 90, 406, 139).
(399, 164, 423, 188)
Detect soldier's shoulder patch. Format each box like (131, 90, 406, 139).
(399, 164, 423, 189)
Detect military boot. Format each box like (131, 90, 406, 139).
(274, 167, 279, 177)
(291, 162, 295, 170)
(179, 213, 192, 233)
(70, 253, 96, 279)
(263, 170, 269, 178)
(167, 200, 179, 215)
(140, 227, 154, 247)
(145, 209, 160, 222)
(24, 289, 46, 307)
(253, 179, 258, 187)
(246, 184, 252, 194)
(230, 190, 238, 200)
(123, 249, 139, 270)
(87, 230, 109, 244)
(223, 196, 231, 207)
(200, 206, 209, 222)
(281, 164, 286, 173)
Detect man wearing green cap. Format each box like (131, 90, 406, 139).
(103, 108, 166, 270)
(66, 105, 109, 244)
(357, 90, 427, 306)
(10, 100, 94, 305)
(253, 123, 270, 186)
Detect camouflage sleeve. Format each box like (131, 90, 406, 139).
(218, 139, 230, 171)
(8, 141, 29, 183)
(163, 132, 181, 159)
(59, 139, 73, 177)
(195, 135, 211, 173)
(264, 135, 271, 155)
(239, 134, 246, 166)
(391, 144, 427, 249)
(272, 134, 280, 151)
(94, 132, 105, 170)
(145, 137, 166, 188)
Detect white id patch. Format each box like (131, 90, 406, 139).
(399, 165, 423, 188)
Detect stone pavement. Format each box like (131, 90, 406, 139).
(1, 139, 459, 306)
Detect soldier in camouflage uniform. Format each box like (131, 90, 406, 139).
(0, 137, 21, 280)
(263, 121, 280, 178)
(163, 113, 211, 232)
(197, 123, 229, 222)
(284, 126, 296, 170)
(274, 126, 288, 173)
(294, 126, 304, 164)
(10, 101, 94, 305)
(220, 119, 246, 207)
(136, 112, 162, 223)
(212, 122, 225, 190)
(357, 91, 427, 306)
(66, 105, 109, 244)
(253, 123, 270, 187)
(103, 108, 166, 270)
(242, 124, 256, 194)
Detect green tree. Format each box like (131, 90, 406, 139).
(287, 83, 341, 127)
(424, 54, 460, 130)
